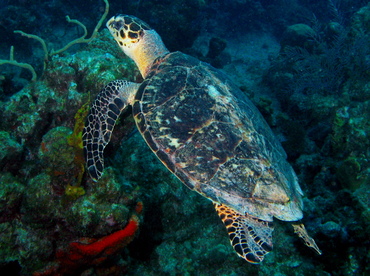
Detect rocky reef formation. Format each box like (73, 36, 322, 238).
(0, 24, 143, 273)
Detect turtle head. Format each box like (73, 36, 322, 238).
(107, 15, 150, 47)
(107, 15, 169, 78)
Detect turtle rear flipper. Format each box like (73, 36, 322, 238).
(292, 223, 322, 255)
(83, 80, 140, 180)
(215, 204, 273, 263)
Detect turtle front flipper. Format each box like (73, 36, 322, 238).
(215, 204, 274, 264)
(83, 80, 140, 180)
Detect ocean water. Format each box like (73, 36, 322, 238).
(0, 0, 369, 275)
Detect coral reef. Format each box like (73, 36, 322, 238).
(0, 8, 140, 273)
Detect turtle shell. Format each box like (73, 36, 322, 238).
(132, 51, 303, 222)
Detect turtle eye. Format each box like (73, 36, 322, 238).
(110, 20, 124, 31)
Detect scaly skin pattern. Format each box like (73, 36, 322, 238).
(215, 203, 273, 263)
(106, 15, 169, 78)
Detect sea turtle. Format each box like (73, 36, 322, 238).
(83, 15, 321, 263)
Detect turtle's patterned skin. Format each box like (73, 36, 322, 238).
(83, 80, 139, 180)
(83, 15, 321, 263)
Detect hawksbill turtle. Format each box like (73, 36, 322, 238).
(83, 15, 321, 263)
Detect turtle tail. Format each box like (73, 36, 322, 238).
(214, 204, 273, 264)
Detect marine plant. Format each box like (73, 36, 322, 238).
(66, 101, 90, 198)
(0, 46, 37, 82)
(68, 102, 90, 150)
(0, 0, 109, 82)
(281, 36, 347, 96)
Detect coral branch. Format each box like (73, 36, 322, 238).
(13, 30, 49, 69)
(57, 215, 138, 274)
(51, 0, 109, 55)
(0, 46, 37, 82)
(5, 0, 110, 82)
(69, 216, 139, 260)
(66, 16, 88, 37)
